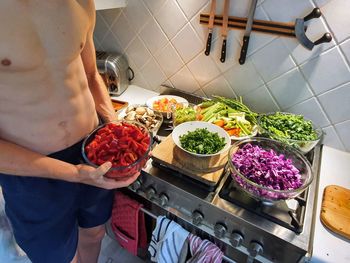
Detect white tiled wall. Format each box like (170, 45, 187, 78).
(94, 0, 350, 152)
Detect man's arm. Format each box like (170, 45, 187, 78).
(81, 11, 115, 123)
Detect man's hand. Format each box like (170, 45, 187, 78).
(74, 162, 140, 189)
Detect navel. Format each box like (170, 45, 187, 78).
(80, 42, 84, 50)
(1, 58, 11, 66)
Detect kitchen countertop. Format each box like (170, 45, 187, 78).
(115, 85, 350, 262)
(311, 146, 350, 263)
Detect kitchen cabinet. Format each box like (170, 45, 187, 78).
(95, 0, 126, 10)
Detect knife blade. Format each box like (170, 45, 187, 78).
(205, 0, 217, 56)
(239, 0, 258, 65)
(220, 0, 230, 63)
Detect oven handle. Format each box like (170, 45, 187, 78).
(139, 207, 235, 263)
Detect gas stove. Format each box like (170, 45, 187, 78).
(123, 88, 322, 263)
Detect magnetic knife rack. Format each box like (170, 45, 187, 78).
(200, 8, 332, 49)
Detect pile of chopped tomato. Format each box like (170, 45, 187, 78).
(152, 97, 178, 112)
(85, 122, 150, 168)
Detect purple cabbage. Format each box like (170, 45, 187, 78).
(231, 143, 302, 201)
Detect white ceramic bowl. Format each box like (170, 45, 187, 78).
(172, 121, 231, 157)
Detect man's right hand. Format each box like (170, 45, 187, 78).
(74, 162, 140, 189)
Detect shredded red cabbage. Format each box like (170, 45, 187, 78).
(231, 143, 302, 200)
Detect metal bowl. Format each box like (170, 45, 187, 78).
(228, 137, 313, 204)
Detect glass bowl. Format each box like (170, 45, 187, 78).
(228, 137, 313, 204)
(82, 121, 152, 180)
(257, 112, 323, 154)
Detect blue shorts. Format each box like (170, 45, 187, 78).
(0, 139, 113, 263)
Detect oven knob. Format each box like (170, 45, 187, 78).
(230, 232, 244, 247)
(214, 223, 227, 238)
(192, 210, 204, 225)
(248, 241, 263, 258)
(158, 193, 169, 207)
(146, 187, 157, 200)
(130, 179, 142, 191)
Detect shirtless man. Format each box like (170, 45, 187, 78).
(0, 1, 140, 262)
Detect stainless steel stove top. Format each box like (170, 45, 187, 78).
(124, 87, 322, 263)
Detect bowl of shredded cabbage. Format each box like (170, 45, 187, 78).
(228, 137, 313, 204)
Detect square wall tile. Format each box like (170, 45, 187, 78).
(321, 0, 350, 43)
(267, 68, 313, 109)
(155, 43, 183, 77)
(140, 58, 167, 90)
(155, 0, 187, 40)
(142, 0, 167, 15)
(202, 76, 237, 99)
(314, 0, 334, 7)
(335, 120, 350, 151)
(340, 39, 350, 64)
(262, 0, 313, 22)
(139, 17, 168, 55)
(99, 31, 123, 53)
(176, 0, 208, 20)
(251, 38, 295, 82)
(321, 126, 345, 151)
(125, 36, 151, 69)
(224, 59, 264, 96)
(286, 97, 330, 128)
(94, 12, 110, 42)
(242, 85, 280, 113)
(97, 8, 122, 26)
(172, 23, 203, 64)
(318, 82, 350, 124)
(190, 2, 211, 42)
(187, 52, 221, 86)
(170, 66, 200, 93)
(110, 13, 135, 49)
(300, 47, 350, 95)
(123, 0, 151, 34)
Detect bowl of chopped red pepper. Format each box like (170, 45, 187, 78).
(228, 137, 313, 204)
(82, 121, 152, 179)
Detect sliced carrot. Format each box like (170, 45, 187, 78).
(214, 119, 225, 127)
(226, 128, 241, 137)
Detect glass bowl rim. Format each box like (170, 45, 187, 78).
(228, 137, 314, 194)
(81, 120, 153, 171)
(257, 112, 323, 143)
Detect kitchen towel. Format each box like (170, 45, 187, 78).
(186, 233, 223, 263)
(110, 191, 147, 256)
(148, 216, 190, 263)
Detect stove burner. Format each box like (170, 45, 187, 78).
(219, 176, 307, 233)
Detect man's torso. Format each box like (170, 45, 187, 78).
(0, 0, 99, 155)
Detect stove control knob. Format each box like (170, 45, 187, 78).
(214, 223, 227, 238)
(248, 241, 263, 258)
(146, 187, 157, 200)
(158, 193, 169, 207)
(130, 179, 142, 191)
(230, 232, 244, 247)
(192, 210, 204, 225)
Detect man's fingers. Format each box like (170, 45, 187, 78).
(103, 172, 140, 189)
(94, 162, 112, 177)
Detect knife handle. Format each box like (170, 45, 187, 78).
(205, 32, 213, 56)
(220, 39, 227, 63)
(239, 36, 250, 65)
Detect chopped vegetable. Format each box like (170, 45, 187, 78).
(179, 128, 226, 154)
(85, 122, 150, 167)
(259, 112, 318, 142)
(152, 97, 178, 112)
(231, 143, 302, 200)
(173, 107, 198, 126)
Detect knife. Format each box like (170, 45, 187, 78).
(220, 0, 230, 63)
(239, 0, 258, 65)
(205, 0, 216, 56)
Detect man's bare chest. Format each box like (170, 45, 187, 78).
(0, 0, 91, 71)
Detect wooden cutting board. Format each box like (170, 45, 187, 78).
(320, 185, 350, 240)
(151, 135, 228, 185)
